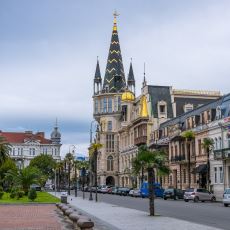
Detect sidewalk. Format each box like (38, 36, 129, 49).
(51, 192, 222, 230)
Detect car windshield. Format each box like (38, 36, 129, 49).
(186, 188, 194, 192)
(165, 189, 174, 192)
(224, 189, 230, 194)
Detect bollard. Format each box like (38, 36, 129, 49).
(65, 208, 74, 217)
(69, 213, 90, 230)
(77, 218, 94, 230)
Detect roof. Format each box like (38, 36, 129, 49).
(0, 131, 52, 144)
(159, 94, 229, 130)
(94, 59, 101, 82)
(173, 89, 221, 97)
(102, 15, 126, 93)
(148, 85, 173, 118)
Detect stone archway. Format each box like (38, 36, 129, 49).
(106, 176, 115, 186)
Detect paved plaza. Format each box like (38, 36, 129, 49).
(0, 204, 70, 230)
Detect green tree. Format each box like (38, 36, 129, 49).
(181, 130, 195, 188)
(64, 153, 74, 195)
(28, 188, 37, 201)
(202, 138, 214, 190)
(132, 145, 170, 216)
(0, 136, 11, 166)
(29, 154, 56, 182)
(0, 158, 17, 188)
(89, 143, 102, 202)
(5, 166, 40, 195)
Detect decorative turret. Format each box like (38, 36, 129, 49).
(142, 63, 147, 88)
(51, 119, 61, 144)
(94, 57, 102, 94)
(127, 60, 135, 94)
(102, 11, 126, 93)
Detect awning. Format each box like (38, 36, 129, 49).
(192, 164, 207, 174)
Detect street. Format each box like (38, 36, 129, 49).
(71, 191, 230, 230)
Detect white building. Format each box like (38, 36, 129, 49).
(0, 125, 61, 168)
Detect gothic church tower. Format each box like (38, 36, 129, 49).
(93, 13, 135, 186)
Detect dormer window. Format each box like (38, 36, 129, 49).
(184, 103, 194, 113)
(158, 101, 167, 118)
(216, 106, 222, 120)
(105, 85, 109, 93)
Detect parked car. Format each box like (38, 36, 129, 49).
(101, 186, 112, 194)
(30, 184, 41, 191)
(129, 189, 134, 197)
(223, 188, 230, 207)
(111, 186, 119, 195)
(163, 188, 184, 200)
(132, 189, 141, 197)
(184, 188, 216, 202)
(117, 187, 131, 196)
(98, 185, 107, 193)
(141, 182, 164, 198)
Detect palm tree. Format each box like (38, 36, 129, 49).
(132, 145, 170, 216)
(0, 136, 11, 166)
(65, 153, 74, 195)
(89, 143, 102, 202)
(202, 138, 214, 190)
(181, 130, 195, 188)
(5, 166, 40, 195)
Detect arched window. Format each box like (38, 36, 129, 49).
(219, 137, 222, 149)
(215, 138, 218, 150)
(107, 155, 113, 171)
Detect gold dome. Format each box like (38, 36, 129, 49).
(121, 91, 135, 102)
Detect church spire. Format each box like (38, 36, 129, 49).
(94, 57, 102, 94)
(103, 11, 126, 93)
(127, 59, 135, 94)
(142, 62, 147, 88)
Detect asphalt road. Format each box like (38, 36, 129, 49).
(71, 190, 230, 230)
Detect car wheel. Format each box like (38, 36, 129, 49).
(174, 196, 178, 200)
(164, 197, 167, 200)
(193, 197, 199, 202)
(211, 197, 216, 202)
(224, 203, 228, 207)
(184, 199, 189, 202)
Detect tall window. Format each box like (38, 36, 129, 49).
(214, 167, 217, 183)
(107, 156, 114, 171)
(100, 99, 103, 113)
(114, 97, 118, 111)
(95, 99, 98, 114)
(107, 121, 112, 131)
(108, 97, 112, 113)
(106, 134, 115, 152)
(198, 140, 202, 155)
(219, 167, 223, 183)
(118, 96, 121, 111)
(103, 98, 107, 113)
(183, 169, 186, 183)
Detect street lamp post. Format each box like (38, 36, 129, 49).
(89, 120, 97, 201)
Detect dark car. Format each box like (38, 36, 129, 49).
(111, 186, 119, 195)
(117, 187, 131, 196)
(30, 184, 41, 191)
(163, 188, 184, 200)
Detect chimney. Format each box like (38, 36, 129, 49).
(36, 132, 45, 138)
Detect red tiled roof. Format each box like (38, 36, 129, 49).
(0, 131, 52, 144)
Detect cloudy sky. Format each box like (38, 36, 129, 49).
(1, 0, 230, 157)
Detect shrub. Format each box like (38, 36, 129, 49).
(16, 190, 25, 200)
(10, 191, 16, 198)
(0, 186, 4, 199)
(28, 188, 37, 201)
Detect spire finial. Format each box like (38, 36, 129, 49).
(113, 10, 119, 31)
(143, 62, 147, 87)
(55, 118, 58, 127)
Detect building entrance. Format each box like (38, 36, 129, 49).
(106, 176, 115, 186)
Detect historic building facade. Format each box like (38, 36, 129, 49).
(150, 94, 230, 200)
(92, 14, 221, 188)
(0, 124, 61, 168)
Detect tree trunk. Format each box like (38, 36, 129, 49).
(148, 167, 155, 216)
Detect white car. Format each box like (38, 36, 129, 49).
(223, 188, 230, 207)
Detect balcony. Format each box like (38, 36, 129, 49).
(134, 136, 147, 146)
(171, 155, 187, 163)
(214, 148, 230, 160)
